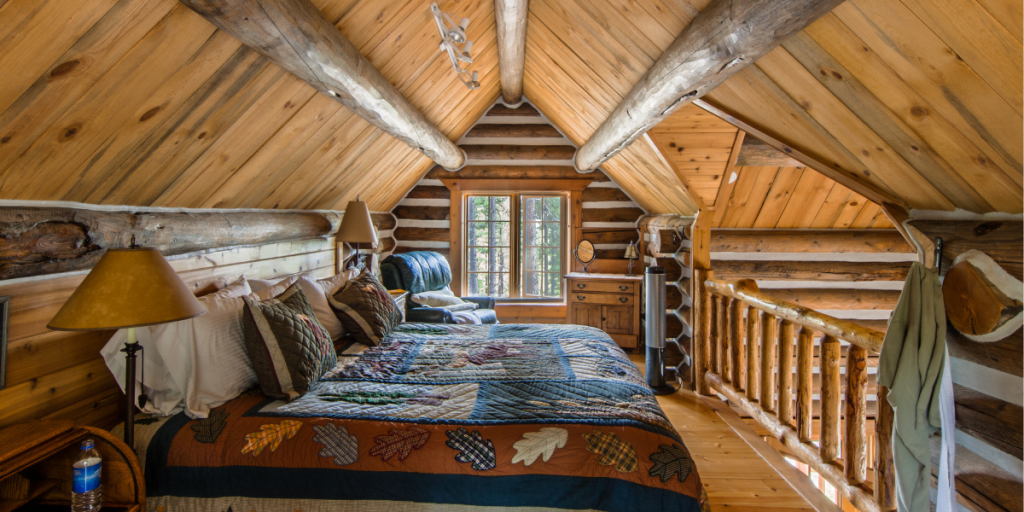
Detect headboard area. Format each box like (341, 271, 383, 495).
(0, 204, 345, 432)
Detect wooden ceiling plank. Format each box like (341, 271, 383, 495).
(712, 130, 746, 210)
(849, 201, 881, 229)
(631, 0, 698, 37)
(567, 0, 669, 61)
(69, 31, 249, 204)
(648, 133, 706, 210)
(752, 167, 804, 228)
(836, 1, 1023, 174)
(699, 68, 952, 211)
(831, 192, 870, 229)
(797, 17, 1022, 208)
(303, 130, 398, 209)
(495, 0, 528, 106)
(898, 0, 1022, 115)
(869, 209, 893, 229)
(775, 169, 835, 228)
(0, 0, 119, 117)
(735, 138, 805, 167)
(972, 0, 1022, 44)
(543, 0, 655, 79)
(179, 0, 466, 170)
(0, 0, 178, 176)
(723, 166, 779, 228)
(573, 0, 846, 173)
(0, 4, 219, 201)
(809, 185, 855, 229)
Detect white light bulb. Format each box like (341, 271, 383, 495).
(463, 40, 473, 53)
(459, 17, 469, 30)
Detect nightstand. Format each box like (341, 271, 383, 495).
(0, 421, 145, 511)
(565, 273, 643, 350)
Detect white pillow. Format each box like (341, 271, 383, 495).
(101, 320, 194, 417)
(317, 268, 360, 296)
(295, 274, 345, 341)
(253, 275, 298, 300)
(412, 288, 466, 308)
(247, 276, 284, 293)
(442, 302, 478, 312)
(184, 294, 258, 418)
(205, 276, 251, 299)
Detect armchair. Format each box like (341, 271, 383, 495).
(380, 251, 497, 324)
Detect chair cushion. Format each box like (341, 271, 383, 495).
(381, 252, 452, 294)
(473, 309, 498, 324)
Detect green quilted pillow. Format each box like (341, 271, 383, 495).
(327, 271, 402, 346)
(242, 283, 337, 401)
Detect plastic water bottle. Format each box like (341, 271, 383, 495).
(71, 438, 102, 511)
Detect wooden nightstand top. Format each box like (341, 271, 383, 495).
(564, 272, 643, 281)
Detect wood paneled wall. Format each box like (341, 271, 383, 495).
(908, 219, 1023, 512)
(0, 207, 339, 432)
(390, 101, 647, 323)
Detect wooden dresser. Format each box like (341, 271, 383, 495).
(565, 273, 643, 350)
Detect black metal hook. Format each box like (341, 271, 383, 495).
(935, 237, 943, 274)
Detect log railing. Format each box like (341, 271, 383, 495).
(698, 278, 895, 512)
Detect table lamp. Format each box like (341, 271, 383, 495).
(337, 197, 378, 270)
(624, 241, 640, 275)
(47, 240, 206, 448)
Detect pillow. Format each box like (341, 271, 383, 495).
(327, 271, 402, 346)
(205, 276, 252, 299)
(295, 274, 346, 341)
(242, 284, 337, 401)
(248, 277, 284, 293)
(185, 293, 259, 418)
(317, 268, 360, 296)
(411, 287, 466, 308)
(441, 302, 478, 312)
(253, 275, 298, 300)
(101, 321, 193, 416)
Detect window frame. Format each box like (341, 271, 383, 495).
(462, 192, 568, 302)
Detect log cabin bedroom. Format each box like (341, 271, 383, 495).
(0, 0, 1020, 511)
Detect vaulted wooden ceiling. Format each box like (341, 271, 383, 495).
(0, 0, 1019, 215)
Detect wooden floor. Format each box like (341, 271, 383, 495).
(629, 355, 820, 511)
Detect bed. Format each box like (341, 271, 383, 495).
(132, 323, 710, 512)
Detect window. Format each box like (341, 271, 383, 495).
(465, 193, 566, 300)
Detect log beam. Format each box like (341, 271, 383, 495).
(177, 0, 465, 170)
(573, 0, 844, 173)
(735, 137, 804, 167)
(0, 207, 340, 281)
(494, 0, 528, 106)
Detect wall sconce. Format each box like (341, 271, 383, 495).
(430, 2, 479, 90)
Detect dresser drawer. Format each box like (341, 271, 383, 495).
(570, 292, 634, 306)
(569, 280, 636, 294)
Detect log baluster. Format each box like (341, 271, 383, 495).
(759, 312, 777, 413)
(745, 306, 759, 400)
(845, 345, 869, 484)
(777, 320, 794, 426)
(819, 335, 842, 461)
(723, 298, 734, 382)
(796, 326, 814, 442)
(714, 296, 726, 376)
(730, 299, 745, 388)
(875, 385, 896, 510)
(694, 268, 713, 395)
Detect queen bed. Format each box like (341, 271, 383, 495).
(130, 323, 709, 512)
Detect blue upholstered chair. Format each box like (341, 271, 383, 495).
(380, 251, 497, 324)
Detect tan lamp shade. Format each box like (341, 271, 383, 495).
(336, 200, 378, 246)
(624, 243, 640, 260)
(48, 247, 206, 331)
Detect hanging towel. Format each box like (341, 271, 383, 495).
(877, 261, 950, 512)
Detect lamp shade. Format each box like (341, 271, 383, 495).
(48, 247, 206, 331)
(624, 243, 639, 260)
(336, 200, 378, 246)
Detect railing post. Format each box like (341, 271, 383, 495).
(796, 326, 814, 443)
(723, 297, 733, 383)
(777, 320, 794, 426)
(714, 295, 726, 376)
(875, 385, 896, 510)
(820, 335, 842, 462)
(745, 305, 758, 400)
(845, 345, 868, 484)
(693, 269, 713, 395)
(759, 312, 777, 413)
(730, 298, 744, 389)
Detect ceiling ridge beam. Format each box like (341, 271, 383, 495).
(178, 0, 466, 170)
(494, 0, 528, 107)
(573, 0, 845, 174)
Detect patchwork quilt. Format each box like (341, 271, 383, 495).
(139, 324, 710, 512)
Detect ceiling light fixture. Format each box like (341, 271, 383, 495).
(430, 2, 479, 90)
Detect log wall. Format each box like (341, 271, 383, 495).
(0, 204, 342, 432)
(908, 219, 1023, 512)
(390, 101, 647, 323)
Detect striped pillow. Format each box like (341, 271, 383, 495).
(242, 283, 337, 401)
(328, 271, 402, 346)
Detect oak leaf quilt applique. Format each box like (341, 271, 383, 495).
(369, 426, 430, 461)
(312, 423, 358, 465)
(582, 430, 638, 472)
(241, 420, 302, 456)
(648, 444, 693, 482)
(191, 409, 229, 444)
(511, 427, 568, 466)
(445, 427, 496, 471)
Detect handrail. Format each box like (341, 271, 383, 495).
(705, 279, 884, 353)
(697, 277, 895, 512)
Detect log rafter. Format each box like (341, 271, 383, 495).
(177, 0, 466, 170)
(574, 0, 845, 174)
(494, 0, 528, 107)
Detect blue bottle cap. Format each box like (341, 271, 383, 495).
(81, 439, 95, 450)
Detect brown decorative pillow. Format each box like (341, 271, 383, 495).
(327, 271, 402, 346)
(242, 283, 337, 401)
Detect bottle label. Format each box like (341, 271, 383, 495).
(73, 463, 101, 493)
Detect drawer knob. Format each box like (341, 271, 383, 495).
(619, 285, 628, 291)
(577, 283, 586, 289)
(618, 297, 628, 303)
(577, 294, 586, 300)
